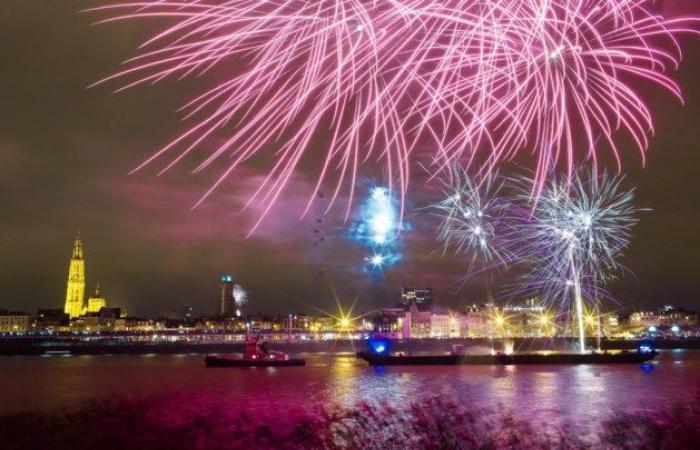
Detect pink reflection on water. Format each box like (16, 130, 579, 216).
(1, 350, 698, 436)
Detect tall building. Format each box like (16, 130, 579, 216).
(401, 287, 433, 312)
(182, 304, 194, 324)
(219, 275, 235, 317)
(64, 233, 86, 319)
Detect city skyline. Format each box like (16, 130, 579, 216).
(1, 1, 699, 317)
(2, 230, 697, 319)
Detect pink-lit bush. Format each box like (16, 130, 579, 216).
(1, 394, 697, 449)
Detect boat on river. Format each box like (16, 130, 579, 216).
(205, 335, 305, 368)
(357, 337, 659, 366)
(356, 349, 658, 366)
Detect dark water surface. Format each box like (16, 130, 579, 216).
(1, 350, 698, 432)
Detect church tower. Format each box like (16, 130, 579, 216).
(64, 233, 86, 319)
(85, 283, 107, 314)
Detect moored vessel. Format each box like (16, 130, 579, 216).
(356, 349, 658, 366)
(205, 334, 305, 367)
(356, 336, 659, 366)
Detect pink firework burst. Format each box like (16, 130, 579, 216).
(91, 1, 497, 232)
(90, 1, 698, 231)
(431, 0, 699, 191)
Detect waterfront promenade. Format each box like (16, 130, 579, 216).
(1, 334, 698, 355)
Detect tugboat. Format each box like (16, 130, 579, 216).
(356, 337, 659, 366)
(205, 334, 305, 367)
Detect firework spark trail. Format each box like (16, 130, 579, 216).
(90, 1, 500, 232)
(431, 0, 699, 191)
(91, 1, 697, 230)
(430, 164, 519, 274)
(432, 167, 641, 350)
(514, 170, 641, 352)
(232, 283, 247, 316)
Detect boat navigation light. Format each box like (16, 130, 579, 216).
(369, 336, 391, 355)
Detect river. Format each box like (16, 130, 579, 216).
(1, 350, 698, 428)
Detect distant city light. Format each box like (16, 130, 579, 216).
(584, 313, 596, 327)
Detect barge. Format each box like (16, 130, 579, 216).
(205, 334, 305, 368)
(356, 349, 658, 366)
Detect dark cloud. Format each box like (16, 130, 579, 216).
(0, 1, 698, 316)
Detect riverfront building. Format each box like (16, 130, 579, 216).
(401, 287, 433, 311)
(0, 310, 31, 333)
(630, 305, 698, 329)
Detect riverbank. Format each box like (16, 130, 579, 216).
(1, 336, 698, 355)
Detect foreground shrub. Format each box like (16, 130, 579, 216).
(0, 395, 696, 450)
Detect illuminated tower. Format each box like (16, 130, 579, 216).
(85, 283, 107, 314)
(64, 233, 86, 319)
(220, 275, 235, 317)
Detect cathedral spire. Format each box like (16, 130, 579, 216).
(72, 232, 84, 260)
(64, 232, 86, 319)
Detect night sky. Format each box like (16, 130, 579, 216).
(1, 1, 699, 317)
